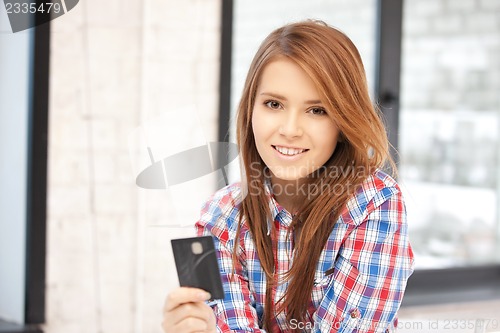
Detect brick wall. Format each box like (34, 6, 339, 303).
(46, 0, 221, 332)
(400, 0, 500, 190)
(401, 0, 500, 111)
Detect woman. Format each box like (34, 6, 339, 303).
(163, 20, 414, 333)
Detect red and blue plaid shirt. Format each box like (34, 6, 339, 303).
(195, 169, 414, 332)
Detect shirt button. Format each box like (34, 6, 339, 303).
(349, 308, 361, 318)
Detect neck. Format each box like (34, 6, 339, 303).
(269, 176, 308, 214)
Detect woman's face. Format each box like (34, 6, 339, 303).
(252, 58, 340, 181)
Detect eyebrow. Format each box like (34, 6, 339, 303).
(259, 92, 322, 105)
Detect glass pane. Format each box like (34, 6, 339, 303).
(0, 12, 33, 322)
(399, 0, 500, 268)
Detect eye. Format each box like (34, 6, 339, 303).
(308, 107, 327, 116)
(264, 100, 282, 110)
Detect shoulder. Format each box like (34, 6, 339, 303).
(361, 168, 401, 205)
(341, 169, 404, 226)
(200, 182, 243, 214)
(196, 182, 245, 248)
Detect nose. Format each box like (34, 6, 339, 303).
(278, 112, 303, 138)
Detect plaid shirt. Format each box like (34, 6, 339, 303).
(195, 170, 414, 332)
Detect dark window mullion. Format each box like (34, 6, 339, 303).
(24, 7, 50, 326)
(375, 0, 403, 166)
(218, 0, 233, 145)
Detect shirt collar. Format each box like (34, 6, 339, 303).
(264, 178, 294, 232)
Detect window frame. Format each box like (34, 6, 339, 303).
(24, 10, 50, 326)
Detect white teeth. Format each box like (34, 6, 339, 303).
(274, 146, 306, 156)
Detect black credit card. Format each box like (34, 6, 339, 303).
(171, 236, 224, 300)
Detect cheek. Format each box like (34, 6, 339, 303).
(251, 109, 270, 143)
(251, 113, 260, 143)
(319, 125, 340, 153)
(315, 124, 340, 146)
(329, 131, 340, 148)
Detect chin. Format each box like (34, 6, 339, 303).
(271, 170, 307, 182)
(275, 175, 301, 181)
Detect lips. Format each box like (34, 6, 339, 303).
(272, 145, 309, 156)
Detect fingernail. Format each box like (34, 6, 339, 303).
(199, 291, 211, 300)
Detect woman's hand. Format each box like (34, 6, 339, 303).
(162, 287, 216, 333)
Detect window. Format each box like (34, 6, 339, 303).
(399, 0, 500, 269)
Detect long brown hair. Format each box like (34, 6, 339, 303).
(235, 20, 393, 330)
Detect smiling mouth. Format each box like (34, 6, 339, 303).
(272, 145, 309, 156)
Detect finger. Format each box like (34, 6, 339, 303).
(164, 287, 211, 312)
(163, 316, 209, 333)
(166, 302, 212, 326)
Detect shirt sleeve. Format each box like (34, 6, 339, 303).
(196, 207, 266, 332)
(312, 188, 415, 333)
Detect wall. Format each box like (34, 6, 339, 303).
(45, 0, 221, 332)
